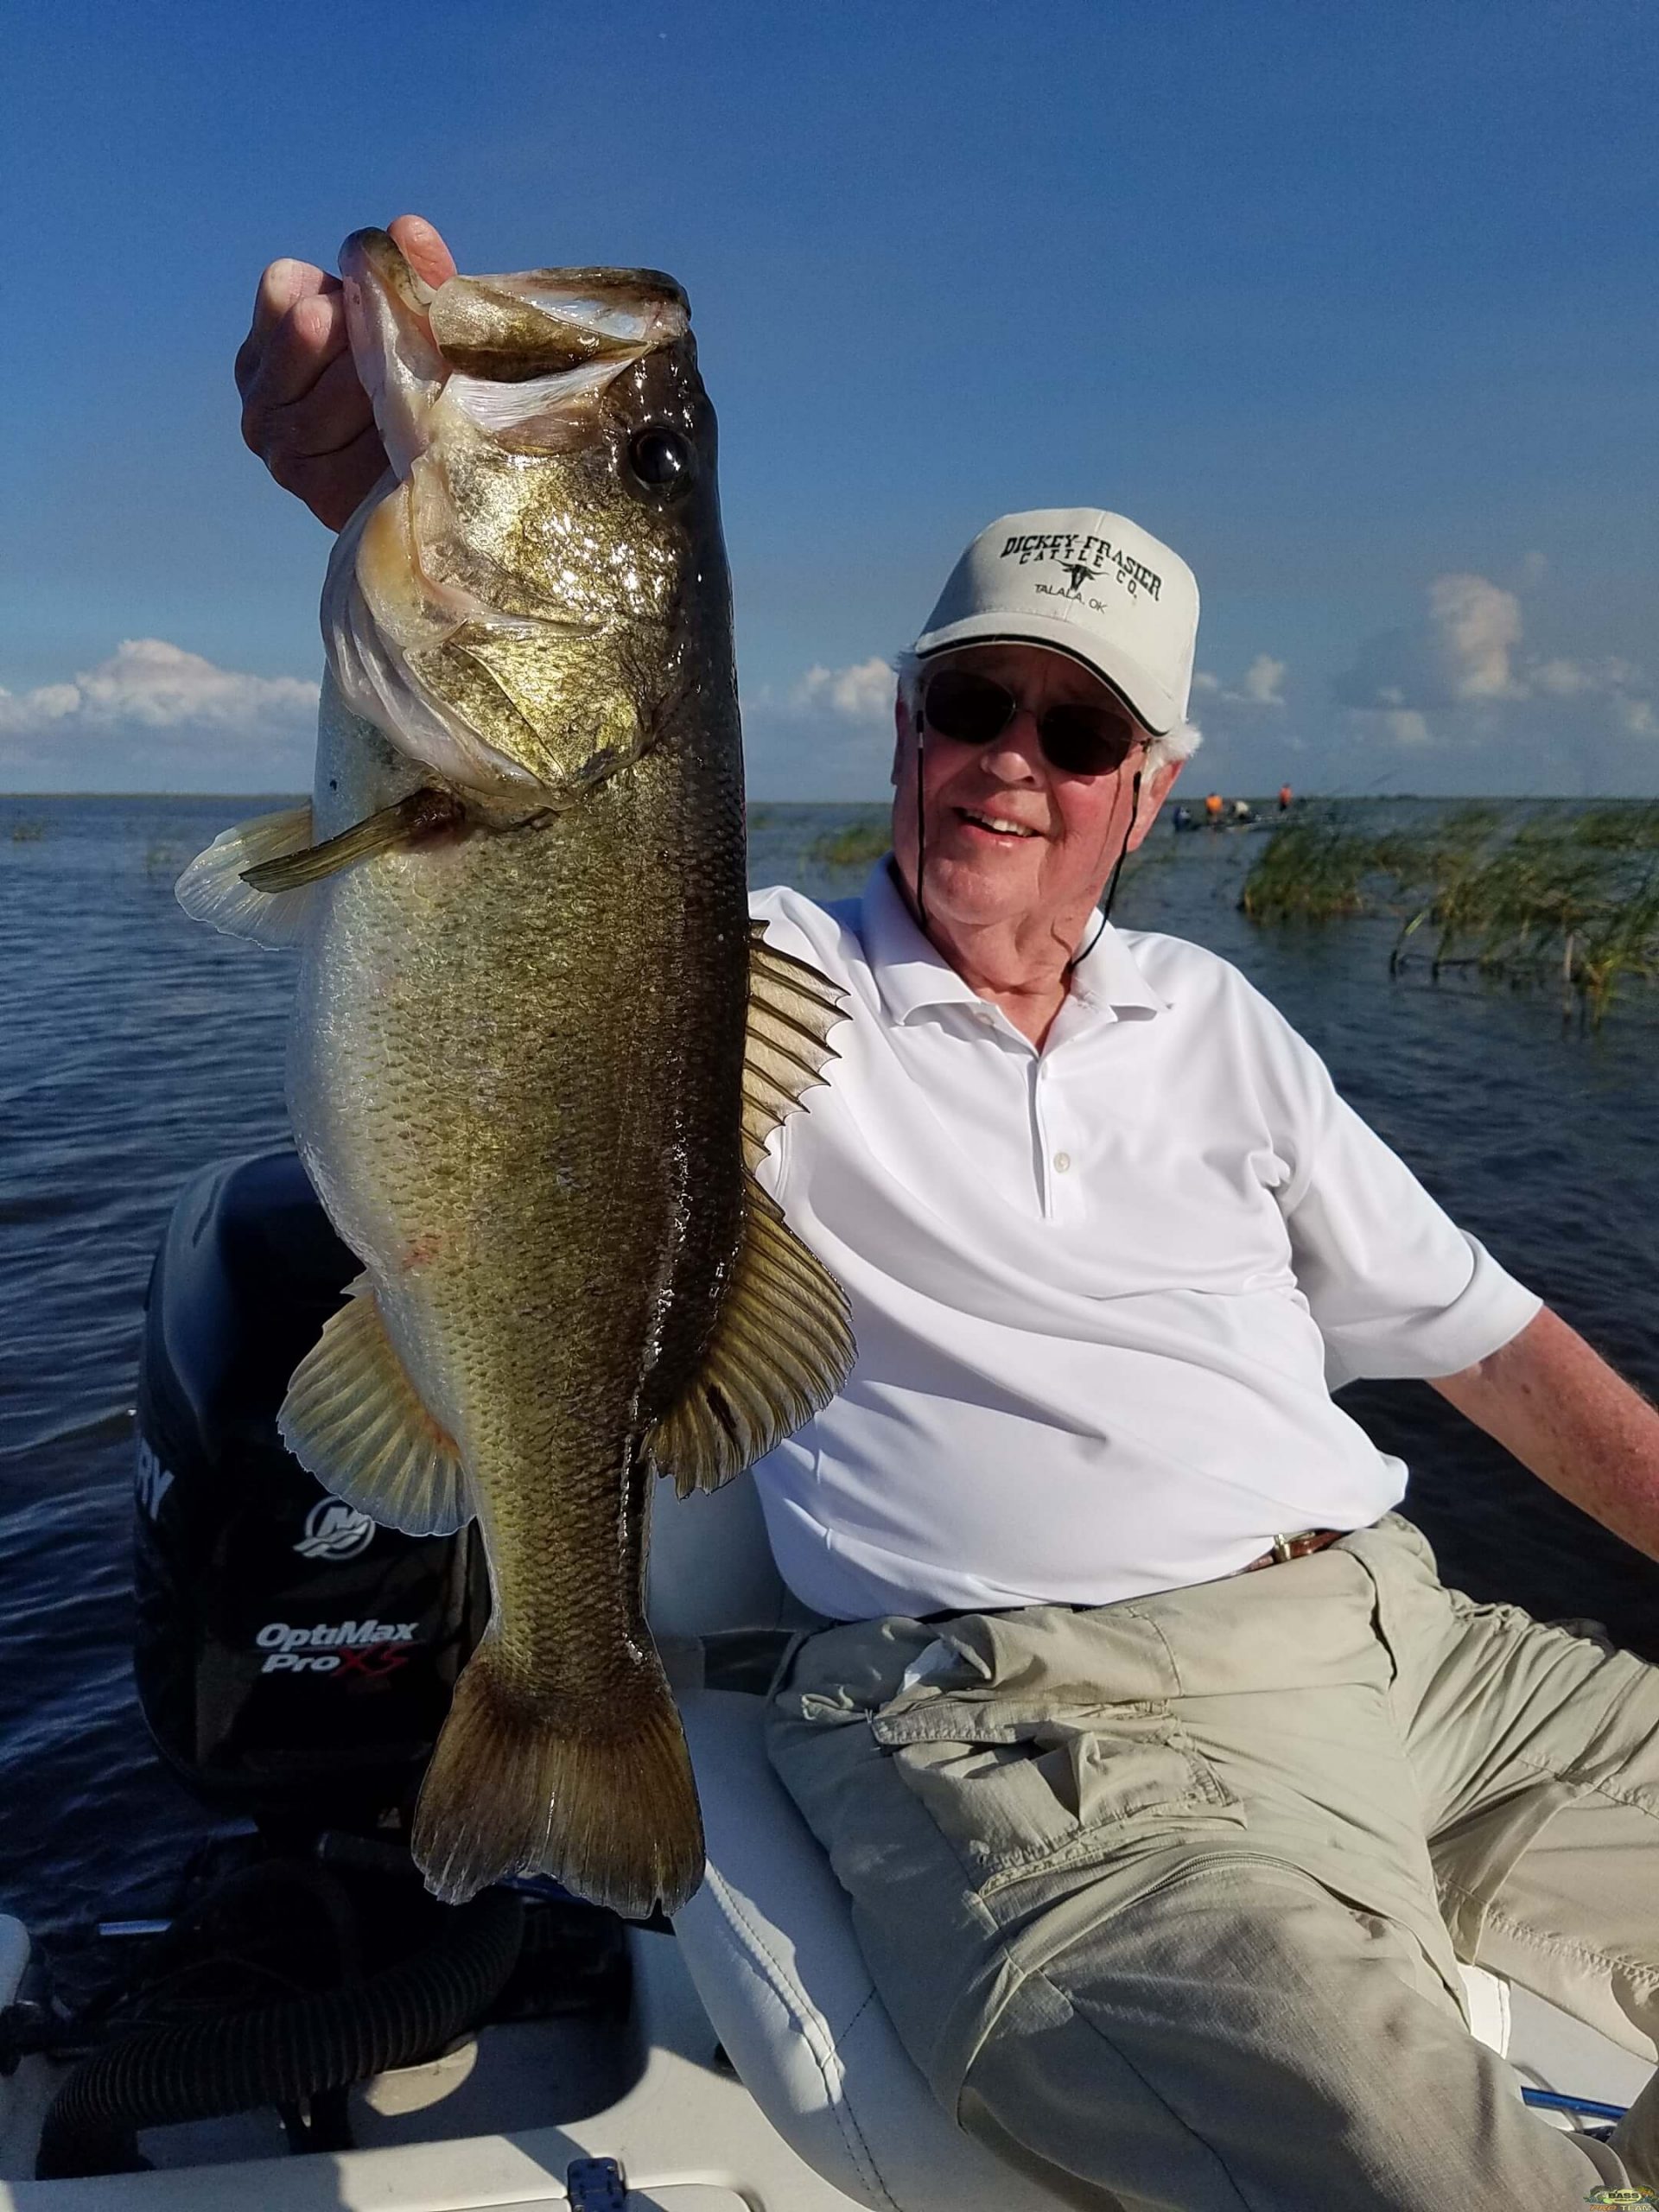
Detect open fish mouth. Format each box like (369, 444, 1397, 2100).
(340, 230, 690, 477)
(325, 232, 707, 798)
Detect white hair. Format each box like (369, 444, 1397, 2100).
(890, 649, 1201, 768)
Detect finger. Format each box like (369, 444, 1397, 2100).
(238, 259, 340, 391)
(237, 285, 354, 428)
(236, 283, 347, 414)
(243, 336, 375, 470)
(269, 422, 389, 533)
(388, 213, 458, 289)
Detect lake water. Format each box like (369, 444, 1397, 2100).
(3, 793, 1656, 1960)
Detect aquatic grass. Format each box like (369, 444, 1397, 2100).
(1564, 864, 1659, 1024)
(1243, 800, 1659, 1027)
(1236, 817, 1390, 920)
(806, 814, 892, 873)
(1566, 803, 1659, 853)
(8, 817, 47, 842)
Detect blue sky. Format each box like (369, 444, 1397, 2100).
(3, 0, 1656, 797)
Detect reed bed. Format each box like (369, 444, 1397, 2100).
(1241, 803, 1659, 1026)
(806, 813, 893, 872)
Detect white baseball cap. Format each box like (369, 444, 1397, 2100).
(912, 508, 1199, 736)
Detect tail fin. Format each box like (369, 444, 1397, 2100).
(411, 1641, 705, 1917)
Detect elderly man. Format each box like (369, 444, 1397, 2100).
(239, 216, 1659, 2209)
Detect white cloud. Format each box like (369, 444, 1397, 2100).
(0, 639, 320, 791)
(1532, 654, 1642, 702)
(0, 639, 318, 736)
(1239, 653, 1287, 707)
(1427, 574, 1525, 702)
(1381, 709, 1432, 747)
(791, 657, 896, 721)
(741, 655, 899, 799)
(1533, 657, 1592, 697)
(1193, 654, 1288, 710)
(1332, 573, 1655, 762)
(22, 683, 82, 721)
(1168, 556, 1656, 798)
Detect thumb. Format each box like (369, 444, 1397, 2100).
(386, 213, 459, 289)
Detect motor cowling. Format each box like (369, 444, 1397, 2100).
(133, 1150, 486, 1821)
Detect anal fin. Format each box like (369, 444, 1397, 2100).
(648, 1180, 855, 1497)
(278, 1274, 472, 1535)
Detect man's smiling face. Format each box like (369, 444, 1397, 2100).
(889, 642, 1179, 944)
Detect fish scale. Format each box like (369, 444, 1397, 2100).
(295, 731, 748, 1730)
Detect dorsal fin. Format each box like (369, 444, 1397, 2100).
(741, 921, 848, 1171)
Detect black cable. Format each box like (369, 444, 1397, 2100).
(1068, 766, 1141, 974)
(914, 703, 929, 933)
(1104, 769, 1143, 919)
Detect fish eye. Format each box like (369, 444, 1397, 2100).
(626, 425, 696, 498)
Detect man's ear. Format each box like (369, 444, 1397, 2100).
(890, 693, 911, 790)
(1127, 758, 1183, 853)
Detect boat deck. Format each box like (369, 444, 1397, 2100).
(2, 1916, 1649, 2209)
(1, 1921, 865, 2209)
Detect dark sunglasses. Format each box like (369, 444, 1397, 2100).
(918, 666, 1146, 778)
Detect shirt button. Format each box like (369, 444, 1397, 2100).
(1053, 1151, 1071, 1173)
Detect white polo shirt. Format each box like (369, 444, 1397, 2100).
(747, 859, 1540, 1622)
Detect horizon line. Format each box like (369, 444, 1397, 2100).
(5, 789, 1659, 805)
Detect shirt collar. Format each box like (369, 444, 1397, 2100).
(858, 857, 1168, 1032)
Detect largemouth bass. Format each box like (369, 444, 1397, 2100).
(178, 231, 854, 1916)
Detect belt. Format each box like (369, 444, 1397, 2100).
(1239, 1527, 1346, 1573)
(917, 1529, 1348, 1626)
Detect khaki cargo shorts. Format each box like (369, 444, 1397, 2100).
(766, 1513, 1659, 2209)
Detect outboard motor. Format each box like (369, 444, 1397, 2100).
(133, 1149, 486, 1825)
(28, 1160, 644, 2183)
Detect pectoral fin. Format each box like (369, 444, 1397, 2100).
(648, 1179, 855, 1497)
(175, 804, 318, 948)
(241, 786, 466, 893)
(278, 1274, 472, 1535)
